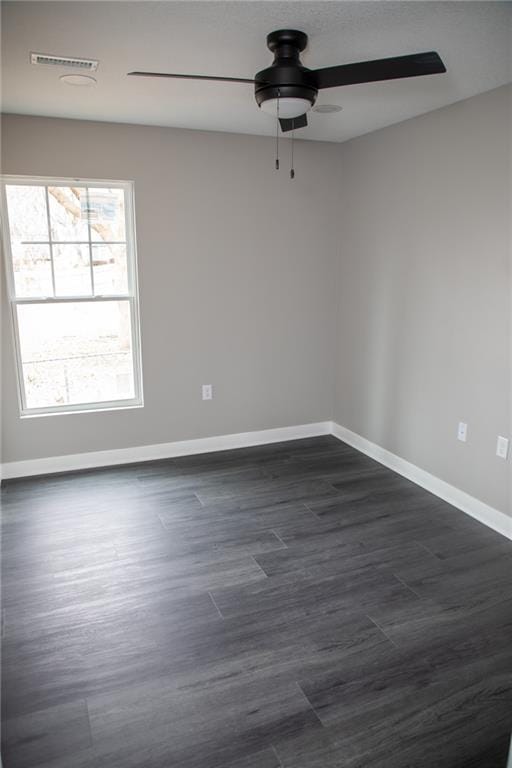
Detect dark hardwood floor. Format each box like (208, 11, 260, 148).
(1, 436, 511, 768)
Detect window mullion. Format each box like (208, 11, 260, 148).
(13, 295, 130, 305)
(44, 186, 56, 297)
(86, 187, 95, 296)
(19, 240, 126, 246)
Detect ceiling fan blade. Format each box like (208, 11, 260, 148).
(279, 113, 308, 132)
(313, 51, 446, 90)
(128, 71, 256, 84)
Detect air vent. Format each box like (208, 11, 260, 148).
(30, 53, 99, 72)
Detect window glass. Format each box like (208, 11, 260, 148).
(17, 301, 135, 409)
(87, 187, 126, 242)
(92, 244, 128, 295)
(6, 185, 49, 241)
(48, 186, 89, 241)
(11, 243, 53, 298)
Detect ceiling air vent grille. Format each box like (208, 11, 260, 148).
(30, 53, 99, 71)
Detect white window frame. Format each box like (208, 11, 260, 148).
(1, 175, 144, 417)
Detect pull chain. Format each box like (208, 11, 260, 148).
(275, 91, 280, 170)
(290, 127, 295, 179)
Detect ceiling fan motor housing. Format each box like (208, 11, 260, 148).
(254, 30, 318, 112)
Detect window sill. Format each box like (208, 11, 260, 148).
(20, 402, 144, 419)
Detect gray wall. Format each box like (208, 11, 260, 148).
(334, 85, 511, 515)
(1, 115, 339, 462)
(2, 88, 511, 519)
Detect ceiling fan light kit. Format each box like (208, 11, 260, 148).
(259, 96, 312, 119)
(128, 28, 446, 175)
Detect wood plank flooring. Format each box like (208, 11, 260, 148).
(1, 436, 511, 767)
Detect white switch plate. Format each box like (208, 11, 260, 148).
(457, 422, 468, 442)
(202, 384, 213, 401)
(496, 436, 509, 459)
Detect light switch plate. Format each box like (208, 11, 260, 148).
(457, 422, 468, 442)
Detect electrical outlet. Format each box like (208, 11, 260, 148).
(202, 384, 213, 401)
(496, 436, 509, 460)
(457, 422, 468, 442)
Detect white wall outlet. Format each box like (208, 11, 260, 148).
(202, 384, 213, 401)
(457, 422, 468, 442)
(496, 436, 509, 460)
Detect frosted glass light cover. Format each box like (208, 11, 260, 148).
(260, 97, 312, 118)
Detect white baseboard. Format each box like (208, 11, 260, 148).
(331, 422, 512, 541)
(2, 419, 510, 543)
(0, 421, 331, 480)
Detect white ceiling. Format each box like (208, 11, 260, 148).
(2, 1, 511, 143)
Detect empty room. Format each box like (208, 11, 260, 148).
(1, 1, 511, 766)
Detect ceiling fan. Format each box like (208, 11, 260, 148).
(128, 29, 446, 133)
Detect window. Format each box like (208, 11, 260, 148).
(1, 177, 143, 416)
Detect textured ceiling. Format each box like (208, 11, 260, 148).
(2, 1, 511, 142)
